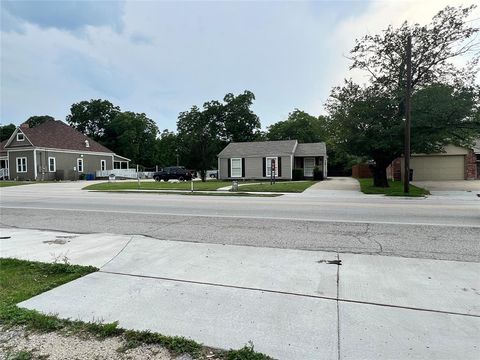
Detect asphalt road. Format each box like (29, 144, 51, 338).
(1, 181, 479, 262)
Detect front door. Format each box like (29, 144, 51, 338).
(304, 157, 315, 177)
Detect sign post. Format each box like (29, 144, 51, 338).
(270, 159, 276, 185)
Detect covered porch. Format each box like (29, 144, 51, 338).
(113, 154, 130, 169)
(294, 156, 326, 178)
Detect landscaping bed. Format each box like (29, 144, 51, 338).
(358, 178, 430, 197)
(0, 258, 271, 360)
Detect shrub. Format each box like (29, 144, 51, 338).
(313, 166, 324, 180)
(292, 168, 304, 181)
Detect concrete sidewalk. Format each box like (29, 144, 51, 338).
(2, 228, 479, 359)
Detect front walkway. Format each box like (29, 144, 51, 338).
(3, 228, 479, 360)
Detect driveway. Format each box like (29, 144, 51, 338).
(299, 176, 363, 198)
(412, 180, 480, 192)
(308, 177, 360, 191)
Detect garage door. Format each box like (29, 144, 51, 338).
(410, 155, 465, 181)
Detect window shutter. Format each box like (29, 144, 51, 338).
(262, 157, 266, 177)
(227, 159, 231, 178)
(242, 158, 245, 177)
(278, 157, 282, 177)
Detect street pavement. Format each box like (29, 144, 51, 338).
(3, 228, 479, 360)
(0, 180, 479, 261)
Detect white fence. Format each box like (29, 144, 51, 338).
(0, 168, 8, 180)
(95, 169, 155, 179)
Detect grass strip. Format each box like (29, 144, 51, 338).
(358, 178, 429, 197)
(0, 181, 33, 187)
(235, 180, 316, 193)
(0, 258, 271, 359)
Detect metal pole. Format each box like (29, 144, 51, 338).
(403, 35, 412, 194)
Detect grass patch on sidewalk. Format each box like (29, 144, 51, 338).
(358, 178, 429, 197)
(0, 258, 272, 359)
(83, 181, 233, 191)
(0, 181, 32, 187)
(238, 180, 316, 193)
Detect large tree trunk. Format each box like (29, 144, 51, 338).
(370, 161, 390, 187)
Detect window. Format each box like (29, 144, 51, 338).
(48, 157, 56, 172)
(101, 160, 106, 171)
(266, 157, 278, 177)
(77, 158, 84, 172)
(16, 157, 27, 173)
(16, 132, 24, 141)
(231, 158, 242, 178)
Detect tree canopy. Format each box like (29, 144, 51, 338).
(266, 109, 327, 143)
(66, 99, 120, 141)
(176, 90, 261, 180)
(0, 124, 16, 142)
(328, 5, 480, 187)
(26, 115, 55, 128)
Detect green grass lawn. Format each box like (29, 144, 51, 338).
(238, 180, 316, 193)
(0, 181, 32, 187)
(83, 180, 233, 191)
(358, 178, 430, 197)
(0, 258, 271, 359)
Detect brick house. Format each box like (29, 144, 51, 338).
(387, 141, 480, 181)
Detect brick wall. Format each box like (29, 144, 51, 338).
(465, 150, 477, 180)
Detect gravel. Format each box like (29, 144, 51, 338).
(0, 326, 197, 360)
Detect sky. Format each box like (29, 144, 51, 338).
(1, 0, 478, 131)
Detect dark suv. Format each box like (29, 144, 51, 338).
(153, 166, 193, 181)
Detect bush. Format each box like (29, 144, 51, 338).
(292, 168, 304, 181)
(313, 166, 324, 181)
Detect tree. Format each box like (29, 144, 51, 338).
(156, 130, 178, 168)
(66, 99, 120, 141)
(176, 91, 261, 180)
(349, 5, 479, 96)
(327, 82, 479, 186)
(177, 105, 224, 181)
(0, 124, 16, 142)
(222, 91, 261, 142)
(330, 5, 480, 186)
(267, 109, 327, 143)
(26, 115, 54, 128)
(103, 111, 159, 167)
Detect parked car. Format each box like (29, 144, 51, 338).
(206, 170, 218, 179)
(153, 166, 193, 181)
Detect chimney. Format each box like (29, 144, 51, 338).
(20, 123, 29, 129)
(85, 140, 90, 148)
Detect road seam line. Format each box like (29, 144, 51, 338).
(97, 270, 480, 318)
(1, 206, 479, 228)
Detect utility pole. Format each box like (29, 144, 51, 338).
(403, 34, 412, 194)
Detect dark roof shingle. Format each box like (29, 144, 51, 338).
(218, 140, 297, 158)
(9, 120, 113, 153)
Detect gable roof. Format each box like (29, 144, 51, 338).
(5, 120, 113, 153)
(218, 140, 297, 158)
(294, 143, 327, 156)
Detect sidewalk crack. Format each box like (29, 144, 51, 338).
(100, 235, 135, 269)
